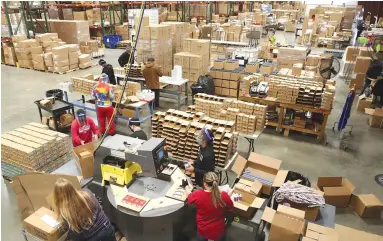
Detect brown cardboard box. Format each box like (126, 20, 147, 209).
(23, 207, 66, 241)
(260, 65, 273, 74)
(231, 153, 288, 195)
(224, 60, 239, 71)
(73, 141, 99, 178)
(262, 206, 305, 241)
(306, 55, 321, 66)
(222, 72, 231, 80)
(182, 69, 190, 80)
(30, 46, 43, 55)
(356, 96, 372, 112)
(245, 62, 259, 73)
(317, 177, 355, 207)
(349, 73, 366, 90)
(214, 79, 222, 87)
(52, 46, 68, 56)
(222, 80, 230, 88)
(365, 108, 383, 128)
(11, 173, 81, 219)
(358, 47, 370, 57)
(229, 81, 238, 89)
(350, 194, 383, 218)
(335, 224, 383, 241)
(221, 88, 230, 96)
(229, 89, 237, 97)
(214, 59, 224, 69)
(345, 46, 359, 62)
(182, 55, 190, 69)
(62, 8, 73, 20)
(353, 57, 371, 73)
(304, 222, 338, 240)
(215, 87, 222, 95)
(73, 11, 87, 20)
(230, 184, 265, 219)
(189, 55, 202, 70)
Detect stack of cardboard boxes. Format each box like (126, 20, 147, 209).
(68, 44, 80, 70)
(161, 22, 190, 57)
(15, 39, 40, 69)
(210, 59, 243, 97)
(35, 33, 63, 53)
(79, 40, 99, 54)
(52, 46, 70, 73)
(1, 123, 72, 179)
(78, 54, 92, 69)
(137, 22, 173, 76)
(172, 38, 210, 83)
(277, 47, 308, 70)
(31, 45, 46, 71)
(115, 24, 130, 41)
(2, 43, 17, 66)
(36, 19, 90, 44)
(321, 85, 336, 110)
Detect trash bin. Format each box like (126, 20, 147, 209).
(46, 89, 64, 100)
(103, 35, 122, 49)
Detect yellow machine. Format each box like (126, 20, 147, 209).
(101, 161, 142, 186)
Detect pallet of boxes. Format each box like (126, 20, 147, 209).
(210, 59, 244, 98)
(136, 18, 173, 76)
(1, 123, 73, 179)
(173, 39, 210, 86)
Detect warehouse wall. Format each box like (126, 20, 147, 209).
(357, 1, 383, 20)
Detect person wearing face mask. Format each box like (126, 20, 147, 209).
(185, 128, 216, 187)
(186, 172, 233, 241)
(127, 117, 148, 140)
(71, 109, 100, 147)
(92, 74, 115, 136)
(98, 59, 117, 85)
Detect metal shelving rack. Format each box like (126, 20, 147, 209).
(1, 1, 49, 39)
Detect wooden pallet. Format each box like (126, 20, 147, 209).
(79, 65, 92, 70)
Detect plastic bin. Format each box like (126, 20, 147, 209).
(46, 89, 64, 100)
(103, 35, 122, 49)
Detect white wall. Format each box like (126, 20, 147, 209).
(302, 0, 358, 17)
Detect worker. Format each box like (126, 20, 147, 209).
(360, 59, 383, 96)
(128, 117, 148, 140)
(92, 74, 115, 136)
(99, 59, 117, 85)
(186, 172, 233, 241)
(118, 44, 134, 67)
(311, 14, 315, 22)
(53, 178, 116, 241)
(268, 29, 276, 45)
(185, 128, 215, 187)
(71, 109, 99, 147)
(372, 78, 383, 108)
(356, 20, 365, 40)
(142, 57, 163, 109)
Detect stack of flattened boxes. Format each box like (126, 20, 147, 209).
(1, 123, 72, 179)
(137, 23, 173, 76)
(52, 45, 70, 73)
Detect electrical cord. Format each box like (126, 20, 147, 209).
(94, 2, 146, 152)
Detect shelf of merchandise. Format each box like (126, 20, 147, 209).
(239, 96, 331, 141)
(2, 1, 49, 39)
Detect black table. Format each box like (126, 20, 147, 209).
(34, 98, 74, 133)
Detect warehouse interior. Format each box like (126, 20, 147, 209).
(1, 1, 383, 241)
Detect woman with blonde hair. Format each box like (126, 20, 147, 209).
(53, 178, 116, 241)
(187, 172, 233, 241)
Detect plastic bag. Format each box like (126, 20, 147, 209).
(196, 75, 215, 95)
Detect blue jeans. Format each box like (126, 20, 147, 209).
(196, 232, 225, 241)
(89, 221, 116, 241)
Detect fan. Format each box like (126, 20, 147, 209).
(319, 54, 341, 79)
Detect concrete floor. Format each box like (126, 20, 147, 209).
(2, 32, 383, 240)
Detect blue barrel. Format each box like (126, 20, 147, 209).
(103, 35, 122, 49)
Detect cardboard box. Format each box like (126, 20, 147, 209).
(214, 60, 224, 69)
(221, 88, 230, 96)
(23, 207, 66, 241)
(73, 142, 99, 178)
(356, 96, 372, 112)
(260, 64, 273, 74)
(353, 57, 371, 73)
(262, 206, 305, 241)
(231, 153, 288, 195)
(317, 177, 355, 207)
(222, 72, 231, 80)
(365, 108, 383, 128)
(222, 80, 230, 88)
(350, 194, 383, 218)
(349, 73, 366, 90)
(30, 46, 43, 55)
(345, 46, 359, 62)
(73, 11, 87, 20)
(305, 222, 339, 241)
(230, 183, 265, 219)
(224, 60, 239, 71)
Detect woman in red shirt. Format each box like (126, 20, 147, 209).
(71, 109, 100, 147)
(187, 172, 233, 241)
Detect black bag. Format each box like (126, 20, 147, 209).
(196, 75, 215, 95)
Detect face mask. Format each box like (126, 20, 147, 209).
(77, 114, 86, 126)
(196, 133, 204, 146)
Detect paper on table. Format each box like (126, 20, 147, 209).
(41, 214, 60, 228)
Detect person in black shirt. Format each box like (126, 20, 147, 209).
(185, 128, 215, 187)
(118, 45, 135, 67)
(356, 21, 365, 40)
(360, 59, 383, 96)
(128, 117, 148, 140)
(99, 59, 117, 85)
